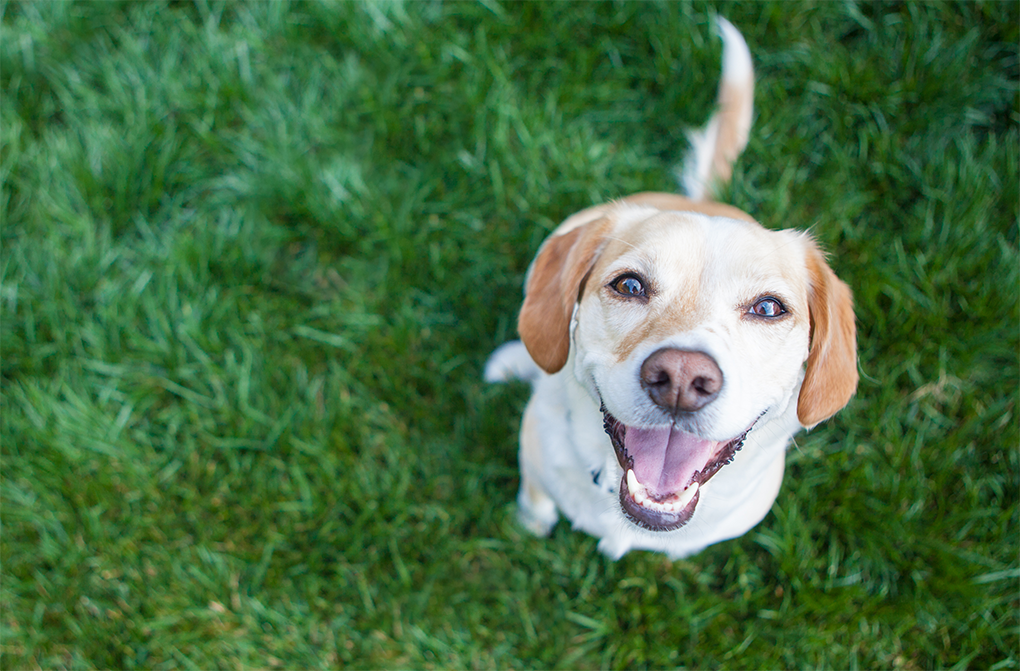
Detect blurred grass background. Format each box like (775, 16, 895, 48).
(1, 1, 1017, 668)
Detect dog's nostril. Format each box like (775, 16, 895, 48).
(692, 375, 721, 396)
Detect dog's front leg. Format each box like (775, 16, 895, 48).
(516, 399, 559, 536)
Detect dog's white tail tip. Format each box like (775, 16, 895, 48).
(716, 17, 754, 87)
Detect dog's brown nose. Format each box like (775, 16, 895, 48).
(640, 349, 723, 412)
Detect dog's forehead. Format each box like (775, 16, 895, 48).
(598, 211, 807, 290)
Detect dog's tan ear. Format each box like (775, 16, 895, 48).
(798, 243, 859, 427)
(518, 220, 609, 374)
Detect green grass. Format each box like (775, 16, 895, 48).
(2, 1, 1017, 668)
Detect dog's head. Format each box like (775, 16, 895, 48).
(518, 203, 857, 531)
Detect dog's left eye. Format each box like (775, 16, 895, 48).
(610, 274, 647, 298)
(750, 296, 786, 318)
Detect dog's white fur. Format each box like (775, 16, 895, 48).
(486, 19, 857, 560)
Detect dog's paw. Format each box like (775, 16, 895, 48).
(597, 536, 632, 561)
(516, 490, 558, 537)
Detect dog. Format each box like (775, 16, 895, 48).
(485, 18, 857, 560)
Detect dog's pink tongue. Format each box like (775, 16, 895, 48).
(625, 426, 717, 497)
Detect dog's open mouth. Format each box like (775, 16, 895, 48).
(602, 405, 754, 532)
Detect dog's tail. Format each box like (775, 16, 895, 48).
(679, 17, 755, 201)
(484, 340, 542, 384)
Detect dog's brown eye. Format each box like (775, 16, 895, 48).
(610, 275, 646, 298)
(751, 297, 785, 318)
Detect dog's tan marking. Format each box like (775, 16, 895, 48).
(518, 217, 614, 373)
(621, 193, 756, 223)
(797, 245, 859, 426)
(611, 299, 710, 365)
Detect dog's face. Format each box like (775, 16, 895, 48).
(518, 204, 857, 533)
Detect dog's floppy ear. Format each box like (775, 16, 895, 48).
(518, 219, 610, 374)
(798, 243, 859, 427)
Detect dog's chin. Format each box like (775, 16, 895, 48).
(602, 405, 756, 532)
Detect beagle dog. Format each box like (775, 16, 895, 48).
(485, 19, 857, 559)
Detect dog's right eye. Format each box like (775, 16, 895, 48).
(750, 296, 786, 318)
(609, 274, 647, 298)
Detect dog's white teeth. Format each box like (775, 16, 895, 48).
(626, 468, 639, 492)
(627, 469, 648, 503)
(626, 469, 698, 514)
(677, 481, 699, 509)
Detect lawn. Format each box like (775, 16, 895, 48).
(2, 1, 1017, 668)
